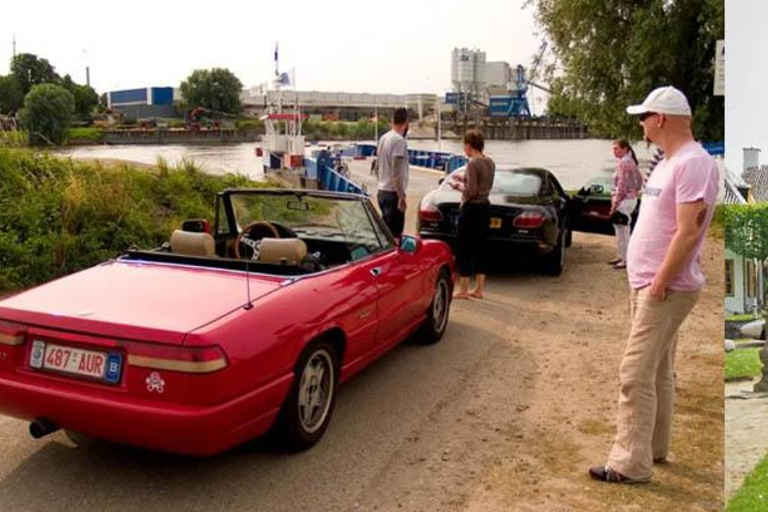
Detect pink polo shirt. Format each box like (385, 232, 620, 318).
(626, 141, 719, 291)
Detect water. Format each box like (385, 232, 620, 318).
(59, 139, 653, 190)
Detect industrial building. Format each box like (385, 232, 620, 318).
(447, 47, 549, 118)
(106, 85, 436, 122)
(107, 87, 178, 119)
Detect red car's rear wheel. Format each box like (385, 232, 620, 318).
(418, 268, 451, 344)
(277, 340, 339, 450)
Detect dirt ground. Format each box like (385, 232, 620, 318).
(346, 231, 723, 512)
(452, 232, 724, 511)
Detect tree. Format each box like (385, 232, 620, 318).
(58, 75, 99, 121)
(19, 83, 75, 145)
(11, 53, 59, 95)
(527, 0, 724, 141)
(0, 75, 24, 114)
(180, 68, 243, 115)
(724, 204, 768, 263)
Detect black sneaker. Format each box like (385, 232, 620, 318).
(588, 465, 651, 484)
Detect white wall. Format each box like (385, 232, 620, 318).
(725, 247, 745, 314)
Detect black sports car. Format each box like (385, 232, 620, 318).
(418, 167, 571, 276)
(568, 176, 640, 235)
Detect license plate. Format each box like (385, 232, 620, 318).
(489, 217, 502, 229)
(29, 341, 122, 384)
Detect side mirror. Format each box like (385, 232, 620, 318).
(399, 234, 420, 254)
(590, 184, 605, 195)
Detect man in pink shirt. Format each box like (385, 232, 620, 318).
(589, 86, 720, 484)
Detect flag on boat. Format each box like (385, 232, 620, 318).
(274, 43, 278, 76)
(275, 68, 295, 88)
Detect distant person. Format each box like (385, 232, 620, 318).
(608, 139, 643, 270)
(647, 146, 665, 180)
(589, 86, 719, 484)
(376, 107, 410, 237)
(450, 129, 495, 300)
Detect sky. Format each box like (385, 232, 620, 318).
(725, 0, 764, 173)
(0, 0, 541, 97)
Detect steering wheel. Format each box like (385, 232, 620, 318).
(235, 221, 280, 260)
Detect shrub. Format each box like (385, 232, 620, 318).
(0, 148, 262, 293)
(19, 83, 75, 145)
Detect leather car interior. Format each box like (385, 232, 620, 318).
(170, 229, 216, 257)
(258, 238, 308, 265)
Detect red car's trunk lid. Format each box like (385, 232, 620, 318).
(0, 260, 283, 344)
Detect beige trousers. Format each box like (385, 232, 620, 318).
(606, 287, 700, 480)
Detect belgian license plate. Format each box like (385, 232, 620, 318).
(489, 217, 502, 229)
(29, 341, 122, 384)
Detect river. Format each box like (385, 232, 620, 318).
(59, 139, 654, 190)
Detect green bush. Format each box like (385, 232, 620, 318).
(19, 83, 75, 145)
(0, 130, 29, 148)
(0, 148, 262, 293)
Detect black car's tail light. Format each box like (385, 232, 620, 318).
(513, 211, 546, 229)
(419, 202, 443, 222)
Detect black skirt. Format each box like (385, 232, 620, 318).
(456, 201, 490, 277)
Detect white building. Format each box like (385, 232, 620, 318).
(724, 150, 766, 314)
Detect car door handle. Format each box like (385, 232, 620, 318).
(370, 267, 382, 277)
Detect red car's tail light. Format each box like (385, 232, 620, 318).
(128, 344, 228, 374)
(513, 211, 546, 229)
(419, 202, 443, 222)
(0, 320, 26, 346)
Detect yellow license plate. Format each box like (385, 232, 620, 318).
(489, 217, 502, 229)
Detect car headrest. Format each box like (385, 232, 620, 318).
(170, 229, 215, 257)
(258, 238, 307, 265)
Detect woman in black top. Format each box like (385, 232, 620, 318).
(449, 129, 496, 299)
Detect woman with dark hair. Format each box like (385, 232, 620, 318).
(449, 129, 496, 299)
(609, 139, 643, 269)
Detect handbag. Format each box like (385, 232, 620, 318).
(610, 210, 631, 226)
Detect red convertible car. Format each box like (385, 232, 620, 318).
(0, 189, 454, 455)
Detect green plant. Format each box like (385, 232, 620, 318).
(528, 0, 723, 140)
(0, 147, 263, 293)
(19, 83, 75, 145)
(0, 130, 29, 148)
(180, 68, 243, 115)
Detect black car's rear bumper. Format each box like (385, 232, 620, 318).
(420, 231, 557, 255)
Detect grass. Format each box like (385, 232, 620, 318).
(725, 348, 763, 381)
(67, 127, 105, 143)
(729, 452, 768, 511)
(0, 147, 264, 293)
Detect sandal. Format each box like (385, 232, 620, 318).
(608, 257, 623, 265)
(588, 466, 650, 484)
(612, 261, 627, 269)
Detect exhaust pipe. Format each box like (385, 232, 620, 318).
(29, 418, 59, 439)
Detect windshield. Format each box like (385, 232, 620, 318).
(442, 168, 542, 197)
(225, 192, 392, 260)
(492, 172, 542, 196)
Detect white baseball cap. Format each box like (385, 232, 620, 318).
(626, 86, 692, 117)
